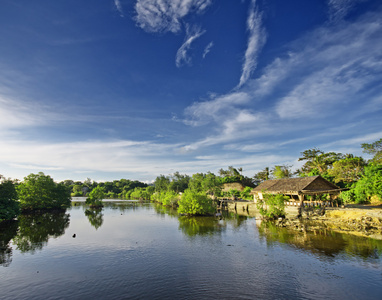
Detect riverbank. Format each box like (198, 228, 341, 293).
(228, 201, 382, 240)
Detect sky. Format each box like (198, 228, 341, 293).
(0, 0, 381, 183)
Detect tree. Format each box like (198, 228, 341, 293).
(272, 165, 292, 179)
(361, 138, 382, 164)
(154, 175, 171, 192)
(298, 148, 344, 176)
(86, 186, 105, 207)
(0, 176, 20, 221)
(17, 172, 71, 211)
(328, 157, 366, 186)
(253, 167, 270, 184)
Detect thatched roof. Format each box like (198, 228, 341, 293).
(251, 176, 341, 195)
(222, 182, 245, 192)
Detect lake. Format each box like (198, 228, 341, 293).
(1, 199, 381, 299)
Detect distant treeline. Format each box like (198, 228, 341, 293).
(1, 138, 381, 221)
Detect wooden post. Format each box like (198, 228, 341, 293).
(298, 194, 305, 217)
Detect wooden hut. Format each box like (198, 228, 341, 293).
(250, 176, 341, 207)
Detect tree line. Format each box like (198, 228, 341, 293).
(1, 138, 381, 221)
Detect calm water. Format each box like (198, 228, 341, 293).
(1, 199, 381, 300)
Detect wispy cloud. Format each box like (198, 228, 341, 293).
(134, 0, 212, 33)
(238, 0, 267, 87)
(202, 41, 214, 58)
(327, 0, 365, 22)
(181, 5, 382, 154)
(176, 25, 206, 67)
(114, 0, 124, 17)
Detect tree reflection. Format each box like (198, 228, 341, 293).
(13, 211, 70, 253)
(178, 216, 225, 237)
(257, 221, 382, 260)
(0, 221, 18, 267)
(85, 208, 103, 230)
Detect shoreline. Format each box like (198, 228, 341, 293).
(228, 201, 382, 240)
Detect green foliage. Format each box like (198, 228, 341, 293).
(188, 172, 222, 196)
(129, 187, 154, 200)
(152, 190, 179, 206)
(328, 157, 366, 186)
(272, 165, 292, 179)
(298, 148, 344, 176)
(0, 176, 20, 222)
(240, 186, 253, 200)
(361, 138, 382, 164)
(340, 164, 382, 204)
(253, 167, 270, 184)
(17, 172, 71, 211)
(178, 189, 216, 215)
(256, 193, 287, 219)
(86, 186, 105, 207)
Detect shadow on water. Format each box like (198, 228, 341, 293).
(257, 220, 382, 260)
(13, 211, 70, 254)
(0, 221, 18, 267)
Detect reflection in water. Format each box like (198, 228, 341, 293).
(13, 211, 70, 253)
(178, 216, 226, 237)
(0, 221, 18, 267)
(85, 209, 104, 230)
(153, 203, 178, 218)
(257, 221, 382, 260)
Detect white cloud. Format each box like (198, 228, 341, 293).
(176, 25, 206, 67)
(184, 91, 251, 126)
(114, 0, 124, 17)
(134, 0, 212, 33)
(238, 0, 267, 87)
(327, 0, 366, 22)
(202, 41, 214, 58)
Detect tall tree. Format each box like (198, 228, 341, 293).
(361, 138, 382, 164)
(272, 165, 293, 179)
(328, 157, 366, 186)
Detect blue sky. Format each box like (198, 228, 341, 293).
(0, 0, 381, 182)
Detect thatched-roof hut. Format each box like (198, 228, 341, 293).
(251, 176, 341, 205)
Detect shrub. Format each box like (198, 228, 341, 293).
(178, 190, 215, 215)
(256, 193, 287, 219)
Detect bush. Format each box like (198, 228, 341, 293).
(178, 190, 215, 215)
(17, 172, 71, 211)
(256, 193, 287, 219)
(152, 190, 179, 206)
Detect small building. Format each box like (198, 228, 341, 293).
(250, 176, 342, 206)
(222, 182, 245, 193)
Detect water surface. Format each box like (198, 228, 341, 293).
(1, 200, 381, 299)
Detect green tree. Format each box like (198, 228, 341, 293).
(272, 165, 292, 179)
(298, 148, 344, 176)
(86, 186, 105, 207)
(353, 164, 382, 203)
(253, 167, 270, 185)
(154, 175, 171, 192)
(361, 138, 382, 164)
(178, 189, 215, 215)
(328, 156, 366, 186)
(17, 172, 71, 211)
(0, 176, 20, 222)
